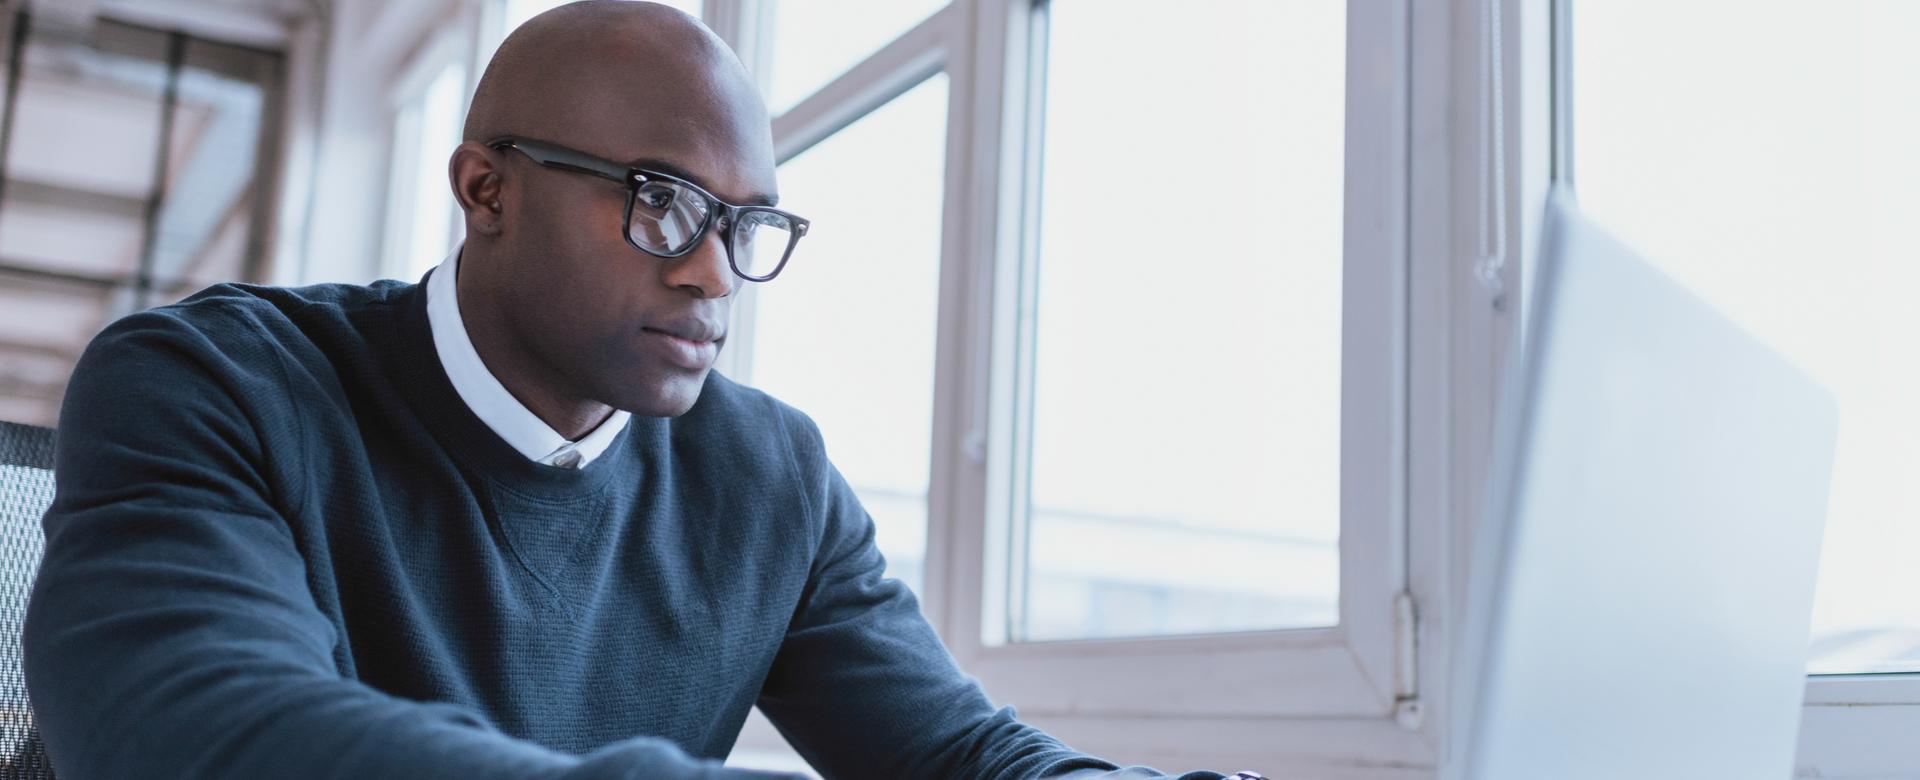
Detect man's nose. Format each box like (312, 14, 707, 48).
(660, 223, 735, 299)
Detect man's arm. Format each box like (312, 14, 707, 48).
(23, 306, 797, 780)
(755, 410, 1230, 780)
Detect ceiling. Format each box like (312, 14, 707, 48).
(34, 0, 320, 52)
(0, 5, 282, 427)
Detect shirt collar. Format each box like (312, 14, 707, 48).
(425, 244, 631, 469)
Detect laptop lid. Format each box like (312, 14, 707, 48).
(1444, 189, 1838, 780)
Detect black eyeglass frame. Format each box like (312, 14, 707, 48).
(487, 136, 809, 282)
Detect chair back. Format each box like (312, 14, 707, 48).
(0, 421, 54, 779)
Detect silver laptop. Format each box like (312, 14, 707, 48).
(1444, 189, 1838, 780)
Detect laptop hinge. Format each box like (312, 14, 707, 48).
(1392, 589, 1423, 728)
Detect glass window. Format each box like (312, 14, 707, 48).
(746, 74, 949, 596)
(1571, 1, 1920, 674)
(1015, 0, 1347, 642)
(0, 20, 280, 428)
(764, 0, 946, 115)
(0, 20, 170, 282)
(382, 57, 468, 282)
(155, 40, 279, 294)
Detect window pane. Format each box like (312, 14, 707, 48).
(503, 0, 702, 35)
(383, 58, 467, 282)
(0, 20, 170, 282)
(1018, 1, 1346, 642)
(156, 40, 279, 296)
(765, 0, 946, 115)
(747, 74, 949, 596)
(0, 21, 278, 428)
(1572, 1, 1920, 674)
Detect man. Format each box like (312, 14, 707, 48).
(22, 3, 1260, 778)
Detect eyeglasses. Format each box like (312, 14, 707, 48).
(487, 136, 809, 282)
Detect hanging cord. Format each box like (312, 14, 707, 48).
(1476, 0, 1509, 311)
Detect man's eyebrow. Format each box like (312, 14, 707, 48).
(626, 157, 780, 207)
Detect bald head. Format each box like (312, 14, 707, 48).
(464, 1, 772, 181)
(444, 0, 780, 423)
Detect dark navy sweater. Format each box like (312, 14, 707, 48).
(22, 277, 1224, 779)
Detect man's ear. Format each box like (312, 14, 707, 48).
(449, 140, 506, 237)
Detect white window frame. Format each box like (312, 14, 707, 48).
(955, 1, 1454, 772)
(1798, 677, 1920, 776)
(377, 20, 472, 282)
(709, 0, 1470, 774)
(704, 0, 949, 387)
(942, 0, 1418, 755)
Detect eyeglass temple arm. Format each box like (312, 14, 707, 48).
(491, 139, 632, 186)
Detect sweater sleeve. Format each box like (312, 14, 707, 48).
(22, 307, 800, 780)
(755, 411, 1229, 780)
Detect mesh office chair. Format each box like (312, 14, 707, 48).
(0, 421, 54, 779)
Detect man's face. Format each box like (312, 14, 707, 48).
(486, 59, 778, 418)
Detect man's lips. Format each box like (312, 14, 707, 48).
(641, 327, 718, 345)
(640, 319, 722, 370)
(641, 317, 723, 344)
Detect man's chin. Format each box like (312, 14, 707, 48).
(608, 370, 709, 417)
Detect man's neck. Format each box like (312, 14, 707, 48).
(455, 260, 614, 442)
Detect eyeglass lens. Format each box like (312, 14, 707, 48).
(627, 181, 710, 254)
(626, 179, 797, 280)
(729, 211, 797, 280)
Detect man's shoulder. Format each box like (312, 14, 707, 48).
(62, 280, 417, 434)
(162, 279, 410, 332)
(86, 280, 412, 363)
(54, 282, 411, 469)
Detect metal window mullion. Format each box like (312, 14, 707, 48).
(1549, 0, 1573, 187)
(242, 51, 288, 285)
(768, 6, 951, 165)
(924, 0, 1020, 647)
(268, 11, 327, 286)
(0, 262, 133, 290)
(1000, 0, 1049, 646)
(136, 31, 188, 310)
(704, 0, 773, 87)
(938, 0, 1039, 657)
(700, 0, 768, 388)
(0, 10, 32, 211)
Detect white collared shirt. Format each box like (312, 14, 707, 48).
(425, 245, 631, 469)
